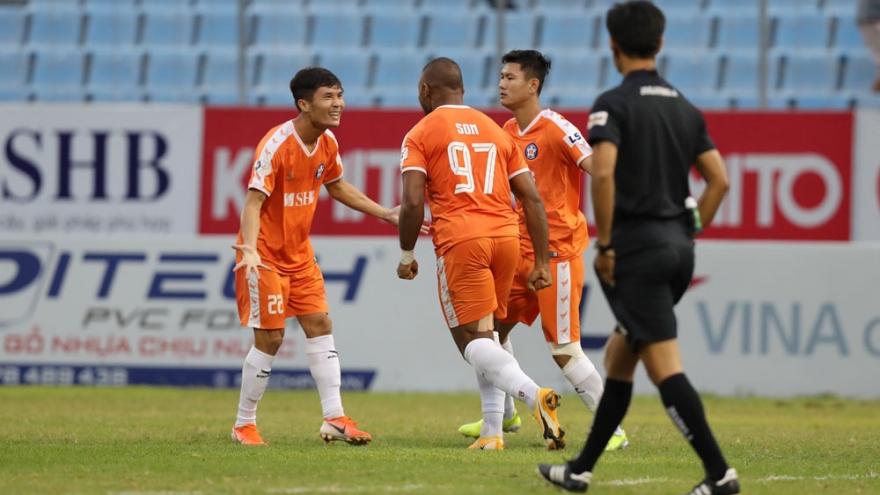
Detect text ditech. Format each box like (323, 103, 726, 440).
(0, 244, 369, 326)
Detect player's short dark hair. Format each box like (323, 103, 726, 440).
(501, 49, 552, 95)
(289, 67, 342, 112)
(606, 1, 665, 59)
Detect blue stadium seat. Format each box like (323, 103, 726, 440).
(376, 89, 419, 108)
(251, 10, 309, 48)
(30, 47, 87, 101)
(369, 12, 424, 49)
(714, 12, 765, 52)
(424, 13, 483, 50)
(141, 7, 196, 47)
(482, 12, 539, 52)
(196, 7, 240, 48)
(542, 52, 606, 94)
(779, 52, 840, 95)
(372, 51, 431, 100)
(143, 48, 201, 102)
(253, 49, 316, 102)
(199, 49, 244, 104)
(720, 52, 778, 98)
(832, 12, 869, 53)
(661, 52, 723, 95)
(663, 14, 714, 52)
(773, 11, 831, 51)
(86, 47, 143, 101)
(305, 0, 362, 12)
(311, 13, 367, 47)
(841, 52, 877, 93)
(652, 0, 708, 13)
(366, 0, 419, 11)
(0, 49, 30, 91)
(0, 4, 27, 45)
(429, 50, 489, 99)
(315, 50, 372, 88)
(28, 7, 83, 46)
(538, 10, 597, 51)
(249, 0, 307, 9)
(793, 94, 853, 109)
(84, 10, 139, 48)
(421, 0, 479, 13)
(338, 86, 374, 107)
(685, 93, 733, 110)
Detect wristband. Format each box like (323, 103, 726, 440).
(400, 249, 415, 265)
(596, 243, 612, 253)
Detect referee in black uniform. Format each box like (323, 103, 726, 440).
(538, 2, 738, 495)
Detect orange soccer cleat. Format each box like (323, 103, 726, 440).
(320, 416, 372, 445)
(231, 424, 267, 445)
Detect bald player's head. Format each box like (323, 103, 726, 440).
(417, 57, 465, 115)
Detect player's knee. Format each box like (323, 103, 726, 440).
(548, 342, 595, 377)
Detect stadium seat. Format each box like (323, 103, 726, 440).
(537, 10, 598, 51)
(315, 50, 373, 90)
(196, 8, 240, 49)
(83, 10, 139, 48)
(143, 48, 201, 102)
(773, 11, 831, 51)
(661, 52, 723, 96)
(366, 0, 419, 11)
(685, 93, 733, 110)
(779, 52, 840, 94)
(311, 12, 367, 47)
(368, 12, 425, 49)
(482, 12, 539, 52)
(28, 7, 83, 46)
(841, 52, 877, 93)
(430, 50, 490, 98)
(253, 48, 317, 101)
(0, 49, 30, 93)
(250, 10, 309, 48)
(720, 51, 778, 98)
(652, 0, 707, 13)
(30, 47, 87, 101)
(714, 12, 765, 52)
(793, 94, 853, 109)
(832, 12, 869, 53)
(662, 14, 714, 52)
(372, 51, 432, 101)
(424, 13, 483, 50)
(199, 49, 246, 104)
(0, 4, 27, 45)
(551, 91, 598, 110)
(86, 47, 144, 101)
(542, 51, 606, 95)
(141, 7, 197, 47)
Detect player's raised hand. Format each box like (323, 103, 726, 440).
(397, 259, 419, 280)
(526, 266, 552, 291)
(232, 244, 271, 279)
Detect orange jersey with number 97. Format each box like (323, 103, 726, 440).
(400, 105, 530, 255)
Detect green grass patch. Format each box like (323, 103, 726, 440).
(0, 387, 878, 495)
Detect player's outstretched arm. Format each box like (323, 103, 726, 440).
(232, 189, 271, 279)
(324, 178, 395, 224)
(692, 149, 729, 230)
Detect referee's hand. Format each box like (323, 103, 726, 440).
(595, 249, 616, 287)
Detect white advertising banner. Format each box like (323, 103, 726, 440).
(0, 104, 203, 236)
(853, 108, 880, 242)
(1, 237, 878, 398)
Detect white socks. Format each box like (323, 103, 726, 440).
(235, 346, 274, 427)
(499, 336, 517, 420)
(306, 334, 344, 419)
(565, 364, 625, 436)
(464, 338, 539, 410)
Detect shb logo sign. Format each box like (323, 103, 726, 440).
(0, 242, 55, 328)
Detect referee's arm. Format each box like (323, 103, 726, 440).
(590, 140, 617, 249)
(692, 149, 729, 229)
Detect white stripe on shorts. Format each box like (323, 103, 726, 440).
(437, 255, 459, 327)
(246, 270, 261, 328)
(555, 261, 572, 344)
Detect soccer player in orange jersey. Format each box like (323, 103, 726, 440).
(231, 67, 408, 446)
(457, 50, 628, 452)
(397, 57, 565, 451)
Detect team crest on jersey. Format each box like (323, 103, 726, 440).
(316, 163, 325, 179)
(525, 143, 539, 160)
(286, 170, 294, 180)
(254, 160, 271, 178)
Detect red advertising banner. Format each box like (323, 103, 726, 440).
(200, 108, 853, 241)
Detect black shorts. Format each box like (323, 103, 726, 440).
(598, 218, 695, 352)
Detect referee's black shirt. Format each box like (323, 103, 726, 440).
(587, 69, 715, 224)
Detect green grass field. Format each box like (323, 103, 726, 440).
(1, 387, 878, 495)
